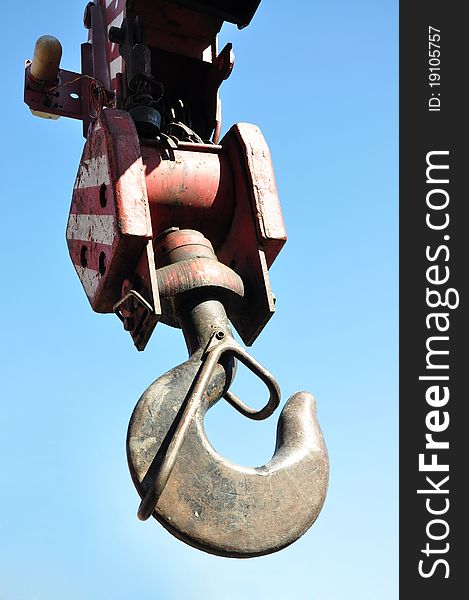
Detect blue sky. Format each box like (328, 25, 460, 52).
(1, 1, 397, 598)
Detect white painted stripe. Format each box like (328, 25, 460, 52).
(74, 265, 100, 299)
(74, 155, 110, 189)
(109, 56, 123, 81)
(108, 12, 124, 29)
(202, 46, 213, 62)
(66, 214, 116, 246)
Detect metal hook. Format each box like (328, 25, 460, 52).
(127, 298, 329, 557)
(136, 328, 281, 522)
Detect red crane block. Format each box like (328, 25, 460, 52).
(67, 108, 286, 348)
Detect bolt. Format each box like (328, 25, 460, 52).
(215, 331, 225, 340)
(109, 26, 123, 44)
(83, 2, 93, 29)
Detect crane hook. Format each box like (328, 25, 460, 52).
(127, 296, 329, 558)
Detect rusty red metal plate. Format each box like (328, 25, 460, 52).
(67, 109, 153, 312)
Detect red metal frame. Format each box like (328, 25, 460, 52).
(66, 109, 285, 347)
(24, 0, 287, 349)
(24, 62, 85, 120)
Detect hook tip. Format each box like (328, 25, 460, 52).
(137, 497, 153, 521)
